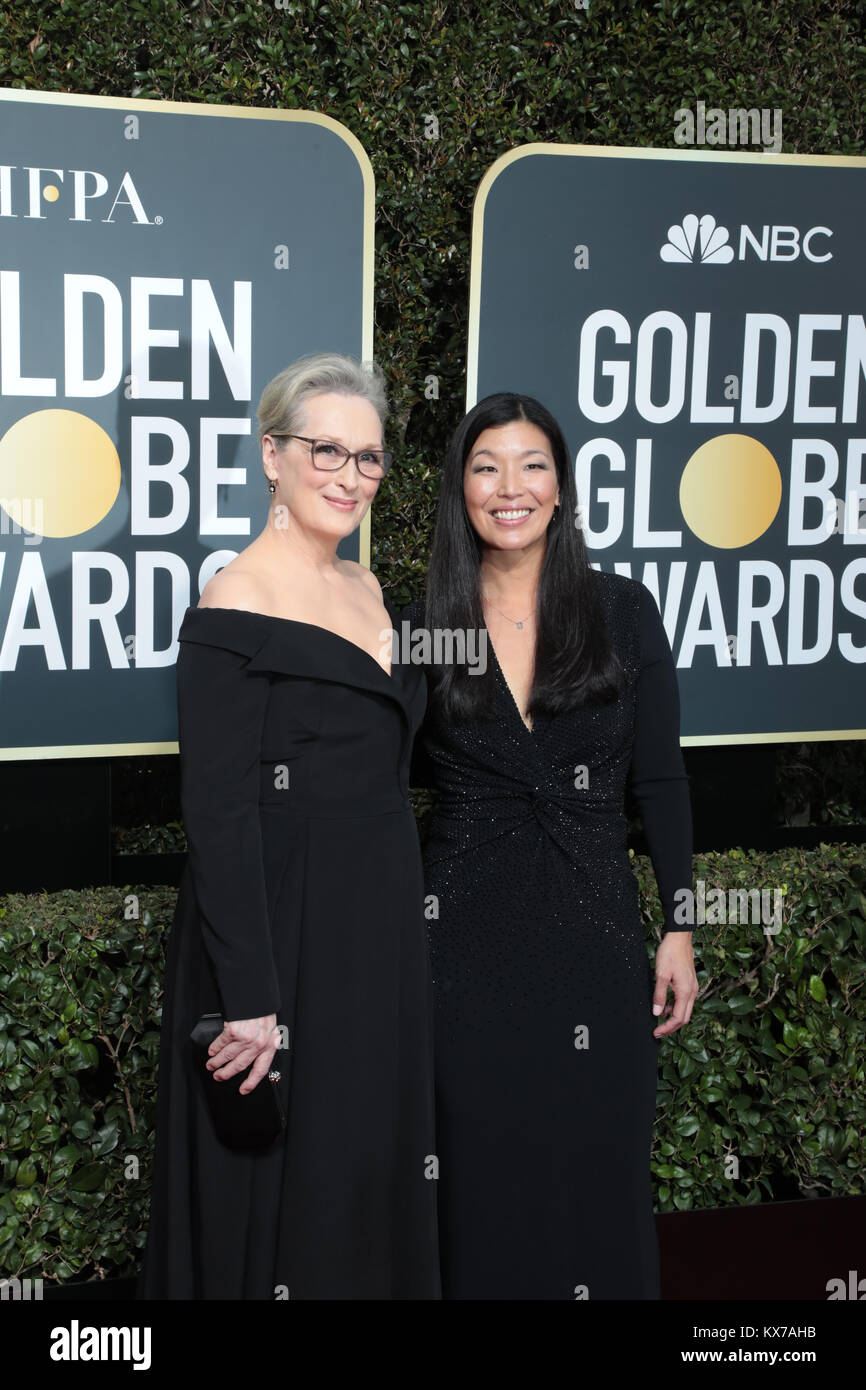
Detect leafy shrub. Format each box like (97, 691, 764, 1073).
(1, 843, 864, 1283)
(0, 887, 171, 1282)
(640, 844, 866, 1210)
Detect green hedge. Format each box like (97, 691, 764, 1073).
(0, 888, 170, 1283)
(1, 843, 863, 1283)
(646, 844, 866, 1211)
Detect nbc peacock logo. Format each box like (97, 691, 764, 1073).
(660, 213, 734, 264)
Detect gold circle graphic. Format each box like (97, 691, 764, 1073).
(679, 434, 782, 548)
(0, 409, 121, 538)
(43, 184, 60, 202)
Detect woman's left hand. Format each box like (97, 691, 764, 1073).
(652, 932, 699, 1038)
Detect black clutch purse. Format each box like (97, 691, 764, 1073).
(190, 1013, 287, 1150)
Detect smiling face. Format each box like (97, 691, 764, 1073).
(463, 419, 560, 552)
(262, 390, 383, 539)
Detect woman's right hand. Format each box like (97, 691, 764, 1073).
(206, 1013, 281, 1094)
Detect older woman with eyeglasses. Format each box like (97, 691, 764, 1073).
(139, 353, 439, 1300)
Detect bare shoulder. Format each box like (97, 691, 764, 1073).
(198, 563, 271, 614)
(340, 560, 383, 597)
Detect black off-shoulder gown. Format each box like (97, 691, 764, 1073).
(403, 571, 693, 1300)
(138, 604, 439, 1299)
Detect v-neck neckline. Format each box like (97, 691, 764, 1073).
(486, 628, 536, 736)
(192, 607, 394, 682)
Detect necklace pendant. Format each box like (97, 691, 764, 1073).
(516, 621, 523, 629)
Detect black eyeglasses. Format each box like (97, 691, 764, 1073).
(273, 434, 392, 480)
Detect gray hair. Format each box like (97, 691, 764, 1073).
(256, 353, 388, 446)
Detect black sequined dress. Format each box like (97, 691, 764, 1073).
(402, 571, 693, 1300)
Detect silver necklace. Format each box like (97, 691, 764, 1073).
(485, 599, 535, 631)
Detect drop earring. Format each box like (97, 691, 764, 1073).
(268, 479, 276, 493)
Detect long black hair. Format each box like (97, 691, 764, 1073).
(425, 392, 624, 720)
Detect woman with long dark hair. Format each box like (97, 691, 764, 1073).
(402, 391, 697, 1299)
